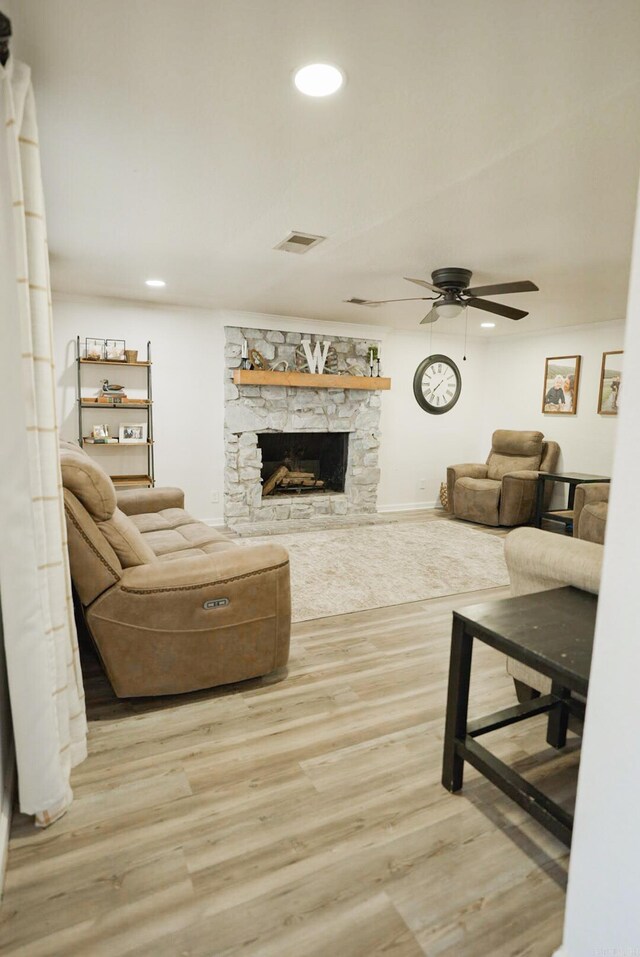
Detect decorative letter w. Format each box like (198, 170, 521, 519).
(301, 339, 331, 374)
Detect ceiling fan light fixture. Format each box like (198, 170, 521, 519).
(435, 300, 464, 319)
(293, 63, 344, 97)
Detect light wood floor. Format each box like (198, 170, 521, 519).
(0, 522, 576, 956)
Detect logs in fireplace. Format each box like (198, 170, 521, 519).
(258, 432, 348, 497)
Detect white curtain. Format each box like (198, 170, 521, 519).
(0, 55, 87, 826)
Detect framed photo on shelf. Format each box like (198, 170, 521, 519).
(105, 339, 126, 361)
(542, 355, 581, 414)
(85, 337, 105, 360)
(91, 424, 109, 439)
(119, 422, 148, 444)
(597, 350, 623, 415)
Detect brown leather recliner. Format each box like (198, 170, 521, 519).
(60, 443, 291, 697)
(447, 430, 560, 527)
(573, 482, 609, 544)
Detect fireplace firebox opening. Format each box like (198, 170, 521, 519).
(258, 432, 349, 497)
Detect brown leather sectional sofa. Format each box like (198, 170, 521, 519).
(60, 442, 291, 697)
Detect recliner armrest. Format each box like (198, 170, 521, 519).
(117, 542, 288, 592)
(446, 463, 488, 513)
(501, 469, 539, 482)
(117, 486, 185, 515)
(505, 527, 603, 597)
(573, 483, 610, 539)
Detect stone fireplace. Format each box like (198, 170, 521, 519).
(223, 326, 383, 528)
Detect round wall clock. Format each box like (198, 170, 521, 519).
(413, 354, 462, 414)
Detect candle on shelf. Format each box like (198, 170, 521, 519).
(241, 338, 248, 359)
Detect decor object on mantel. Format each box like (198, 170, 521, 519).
(346, 266, 539, 324)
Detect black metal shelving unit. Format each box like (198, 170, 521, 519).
(75, 336, 155, 488)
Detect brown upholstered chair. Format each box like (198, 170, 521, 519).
(60, 442, 291, 697)
(573, 483, 609, 544)
(447, 430, 560, 527)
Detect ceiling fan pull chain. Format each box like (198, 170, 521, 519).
(463, 309, 468, 361)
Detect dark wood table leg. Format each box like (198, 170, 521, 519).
(546, 683, 570, 749)
(567, 482, 576, 511)
(442, 615, 474, 792)
(534, 475, 545, 528)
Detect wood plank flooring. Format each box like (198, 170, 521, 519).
(0, 522, 576, 956)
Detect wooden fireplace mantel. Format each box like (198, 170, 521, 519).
(232, 369, 391, 391)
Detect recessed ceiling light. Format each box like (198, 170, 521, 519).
(294, 63, 344, 97)
(481, 322, 496, 328)
(145, 279, 166, 288)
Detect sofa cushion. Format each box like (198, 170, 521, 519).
(487, 452, 541, 481)
(97, 507, 158, 568)
(454, 477, 502, 526)
(60, 445, 117, 522)
(129, 507, 237, 560)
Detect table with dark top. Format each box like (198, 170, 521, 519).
(534, 471, 610, 533)
(442, 587, 597, 846)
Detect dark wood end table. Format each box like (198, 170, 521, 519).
(442, 587, 596, 846)
(534, 471, 610, 533)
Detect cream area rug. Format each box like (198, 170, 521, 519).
(241, 520, 509, 622)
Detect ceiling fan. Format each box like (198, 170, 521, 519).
(346, 267, 539, 323)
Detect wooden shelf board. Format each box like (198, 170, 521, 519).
(80, 401, 151, 409)
(82, 439, 153, 446)
(110, 475, 153, 488)
(79, 358, 151, 367)
(233, 369, 391, 390)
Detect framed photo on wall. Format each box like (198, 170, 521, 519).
(597, 350, 623, 415)
(542, 355, 581, 414)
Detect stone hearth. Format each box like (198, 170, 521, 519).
(223, 326, 383, 528)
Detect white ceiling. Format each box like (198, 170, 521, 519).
(10, 0, 640, 335)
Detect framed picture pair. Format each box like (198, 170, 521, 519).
(85, 338, 126, 361)
(91, 423, 147, 443)
(542, 351, 623, 415)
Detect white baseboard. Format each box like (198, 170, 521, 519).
(0, 743, 15, 900)
(551, 948, 569, 957)
(377, 501, 440, 513)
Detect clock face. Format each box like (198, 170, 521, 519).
(413, 354, 462, 414)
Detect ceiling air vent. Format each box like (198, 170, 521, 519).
(274, 231, 326, 254)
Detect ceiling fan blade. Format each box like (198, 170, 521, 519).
(420, 307, 439, 324)
(404, 276, 445, 293)
(465, 297, 528, 321)
(465, 280, 538, 297)
(345, 296, 436, 307)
